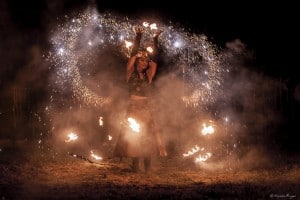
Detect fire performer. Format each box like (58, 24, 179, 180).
(114, 26, 167, 173)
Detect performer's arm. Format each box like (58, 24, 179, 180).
(126, 27, 143, 81)
(130, 27, 142, 56)
(149, 30, 162, 63)
(147, 30, 163, 83)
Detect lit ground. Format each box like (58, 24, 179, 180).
(0, 140, 299, 199)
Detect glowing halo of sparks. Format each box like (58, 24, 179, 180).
(47, 6, 225, 109)
(48, 8, 115, 107)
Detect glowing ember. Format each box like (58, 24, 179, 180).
(127, 117, 140, 133)
(65, 132, 78, 142)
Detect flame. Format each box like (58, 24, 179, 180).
(90, 150, 103, 160)
(108, 135, 112, 141)
(142, 22, 149, 27)
(146, 46, 153, 53)
(183, 145, 201, 157)
(149, 23, 157, 30)
(195, 152, 212, 163)
(65, 132, 78, 142)
(99, 116, 104, 127)
(142, 22, 157, 30)
(201, 123, 215, 135)
(127, 117, 140, 133)
(124, 40, 133, 49)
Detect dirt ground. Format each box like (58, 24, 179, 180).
(0, 140, 299, 200)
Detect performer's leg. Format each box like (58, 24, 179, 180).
(132, 157, 139, 172)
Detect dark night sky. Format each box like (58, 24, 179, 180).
(1, 0, 298, 80)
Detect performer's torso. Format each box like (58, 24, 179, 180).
(128, 70, 152, 97)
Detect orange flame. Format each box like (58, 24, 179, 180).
(142, 22, 149, 27)
(146, 46, 153, 53)
(127, 117, 140, 133)
(125, 40, 133, 49)
(149, 23, 157, 30)
(195, 152, 212, 163)
(183, 145, 201, 157)
(99, 116, 104, 127)
(201, 123, 215, 135)
(65, 132, 78, 143)
(90, 150, 102, 160)
(108, 135, 112, 141)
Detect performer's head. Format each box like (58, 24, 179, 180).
(135, 50, 150, 72)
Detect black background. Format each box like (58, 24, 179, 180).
(3, 0, 298, 78)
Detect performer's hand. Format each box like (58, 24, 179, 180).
(134, 26, 144, 34)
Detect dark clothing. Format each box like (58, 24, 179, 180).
(127, 70, 152, 97)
